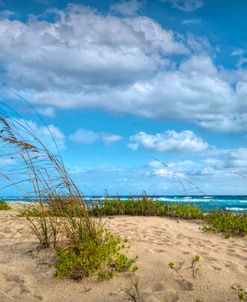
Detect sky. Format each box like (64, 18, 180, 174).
(0, 0, 247, 195)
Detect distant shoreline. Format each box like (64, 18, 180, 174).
(2, 196, 247, 212)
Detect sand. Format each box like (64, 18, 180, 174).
(0, 204, 247, 302)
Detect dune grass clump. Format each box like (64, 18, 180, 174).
(18, 204, 49, 217)
(163, 203, 202, 219)
(54, 227, 138, 280)
(203, 210, 247, 238)
(0, 200, 11, 210)
(0, 107, 137, 281)
(91, 198, 203, 220)
(24, 203, 60, 249)
(21, 200, 138, 280)
(91, 197, 158, 216)
(18, 196, 86, 217)
(47, 195, 85, 216)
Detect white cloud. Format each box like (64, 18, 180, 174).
(186, 33, 212, 53)
(231, 49, 247, 68)
(232, 48, 246, 57)
(147, 159, 195, 178)
(9, 54, 247, 133)
(101, 133, 122, 144)
(69, 129, 99, 144)
(110, 0, 143, 16)
(225, 148, 247, 169)
(0, 10, 15, 19)
(0, 157, 16, 165)
(195, 148, 247, 176)
(37, 107, 56, 118)
(143, 146, 247, 194)
(161, 0, 204, 12)
(0, 4, 187, 91)
(152, 168, 176, 177)
(128, 130, 209, 153)
(182, 19, 201, 25)
(148, 159, 194, 169)
(69, 129, 122, 145)
(1, 5, 247, 133)
(64, 145, 247, 195)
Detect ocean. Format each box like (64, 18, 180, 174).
(2, 195, 247, 212)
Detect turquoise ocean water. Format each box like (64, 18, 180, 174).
(2, 195, 247, 212)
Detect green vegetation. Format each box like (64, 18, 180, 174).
(0, 112, 137, 281)
(18, 196, 85, 217)
(25, 203, 59, 248)
(23, 199, 138, 280)
(202, 210, 247, 238)
(90, 198, 203, 219)
(232, 285, 247, 301)
(90, 199, 247, 238)
(168, 255, 201, 286)
(0, 200, 11, 210)
(191, 255, 200, 278)
(238, 287, 247, 302)
(54, 227, 137, 280)
(168, 262, 185, 282)
(19, 199, 247, 239)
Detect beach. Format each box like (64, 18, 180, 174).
(0, 204, 246, 302)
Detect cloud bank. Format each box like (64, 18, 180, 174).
(128, 130, 209, 152)
(69, 129, 122, 144)
(0, 4, 247, 133)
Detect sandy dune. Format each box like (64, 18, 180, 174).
(0, 204, 247, 302)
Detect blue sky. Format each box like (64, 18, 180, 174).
(0, 0, 247, 195)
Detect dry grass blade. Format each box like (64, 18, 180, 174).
(0, 98, 137, 281)
(126, 276, 143, 302)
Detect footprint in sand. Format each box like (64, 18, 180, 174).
(154, 289, 179, 302)
(182, 251, 190, 255)
(227, 248, 235, 254)
(212, 265, 222, 271)
(180, 280, 194, 291)
(1, 273, 43, 301)
(1, 228, 12, 235)
(154, 249, 166, 254)
(153, 282, 164, 292)
(171, 279, 193, 292)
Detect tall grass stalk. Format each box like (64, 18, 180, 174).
(0, 100, 137, 280)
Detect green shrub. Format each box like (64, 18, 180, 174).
(0, 200, 11, 210)
(20, 201, 138, 279)
(20, 198, 247, 239)
(54, 227, 137, 280)
(90, 198, 203, 220)
(232, 284, 247, 301)
(203, 210, 247, 237)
